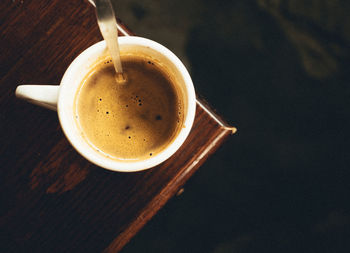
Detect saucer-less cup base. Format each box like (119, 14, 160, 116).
(16, 37, 196, 172)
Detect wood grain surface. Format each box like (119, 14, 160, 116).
(0, 0, 235, 252)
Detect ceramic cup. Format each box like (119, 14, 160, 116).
(16, 36, 196, 172)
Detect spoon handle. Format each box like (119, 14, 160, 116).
(95, 0, 123, 74)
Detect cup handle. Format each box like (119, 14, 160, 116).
(15, 85, 60, 111)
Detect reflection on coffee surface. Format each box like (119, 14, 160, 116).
(75, 55, 184, 161)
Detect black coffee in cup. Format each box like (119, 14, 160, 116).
(74, 55, 184, 161)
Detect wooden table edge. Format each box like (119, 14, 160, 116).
(104, 128, 233, 252)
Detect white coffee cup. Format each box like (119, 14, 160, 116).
(16, 36, 196, 172)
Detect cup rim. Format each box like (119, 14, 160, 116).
(57, 36, 196, 172)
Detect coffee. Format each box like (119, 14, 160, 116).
(74, 55, 184, 161)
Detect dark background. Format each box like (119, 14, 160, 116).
(112, 0, 350, 252)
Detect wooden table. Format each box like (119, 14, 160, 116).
(0, 0, 235, 252)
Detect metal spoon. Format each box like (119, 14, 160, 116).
(95, 0, 124, 81)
